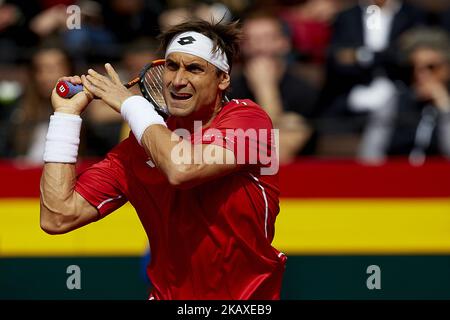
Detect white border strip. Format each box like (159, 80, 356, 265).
(249, 173, 268, 238)
(97, 195, 123, 210)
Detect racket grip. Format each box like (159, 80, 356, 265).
(56, 80, 83, 98)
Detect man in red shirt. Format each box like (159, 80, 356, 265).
(40, 19, 286, 299)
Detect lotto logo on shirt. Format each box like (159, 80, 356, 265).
(170, 121, 279, 175)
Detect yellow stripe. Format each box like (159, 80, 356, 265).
(0, 199, 147, 257)
(1, 198, 450, 256)
(273, 199, 450, 254)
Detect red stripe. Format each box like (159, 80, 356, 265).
(0, 160, 97, 198)
(0, 161, 41, 197)
(1, 158, 449, 198)
(280, 157, 450, 198)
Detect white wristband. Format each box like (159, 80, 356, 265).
(121, 95, 167, 145)
(43, 112, 82, 163)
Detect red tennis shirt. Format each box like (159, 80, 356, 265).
(75, 99, 286, 299)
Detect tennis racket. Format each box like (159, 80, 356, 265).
(56, 59, 168, 116)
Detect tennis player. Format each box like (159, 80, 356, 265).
(40, 20, 286, 300)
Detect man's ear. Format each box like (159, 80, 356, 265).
(218, 72, 231, 91)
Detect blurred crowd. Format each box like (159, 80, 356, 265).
(0, 0, 449, 165)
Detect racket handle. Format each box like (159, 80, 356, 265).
(56, 80, 83, 98)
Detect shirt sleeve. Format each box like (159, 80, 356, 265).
(200, 100, 276, 167)
(75, 140, 130, 217)
(438, 111, 450, 156)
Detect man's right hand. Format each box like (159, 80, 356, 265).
(51, 76, 94, 115)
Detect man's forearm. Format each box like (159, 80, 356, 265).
(120, 96, 193, 184)
(121, 96, 237, 187)
(40, 162, 99, 234)
(140, 124, 237, 188)
(40, 163, 79, 234)
(40, 163, 77, 215)
(40, 111, 98, 233)
(140, 124, 203, 186)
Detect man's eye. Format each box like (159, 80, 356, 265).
(188, 65, 203, 73)
(166, 62, 178, 70)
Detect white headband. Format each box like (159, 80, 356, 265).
(165, 31, 230, 73)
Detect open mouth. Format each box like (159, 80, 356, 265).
(170, 92, 193, 100)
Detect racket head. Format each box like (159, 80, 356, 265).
(138, 59, 168, 118)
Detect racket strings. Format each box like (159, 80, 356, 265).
(143, 64, 167, 113)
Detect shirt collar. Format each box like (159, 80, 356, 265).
(359, 0, 402, 15)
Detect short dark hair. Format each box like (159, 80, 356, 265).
(400, 27, 450, 63)
(158, 19, 241, 73)
(241, 9, 291, 39)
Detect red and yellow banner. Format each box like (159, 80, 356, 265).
(1, 159, 450, 256)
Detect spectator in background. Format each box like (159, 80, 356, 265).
(8, 38, 138, 162)
(120, 38, 161, 90)
(278, 0, 342, 64)
(101, 0, 165, 43)
(29, 0, 75, 38)
(0, 75, 23, 158)
(0, 0, 42, 63)
(29, 0, 119, 68)
(358, 27, 450, 164)
(439, 6, 450, 33)
(318, 0, 425, 122)
(230, 11, 317, 163)
(10, 41, 72, 163)
(158, 0, 232, 32)
(158, 5, 190, 32)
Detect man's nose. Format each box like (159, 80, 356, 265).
(172, 69, 188, 88)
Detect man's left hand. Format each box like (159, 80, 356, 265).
(82, 63, 133, 113)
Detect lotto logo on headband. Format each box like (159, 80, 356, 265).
(166, 31, 230, 73)
(177, 36, 196, 46)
